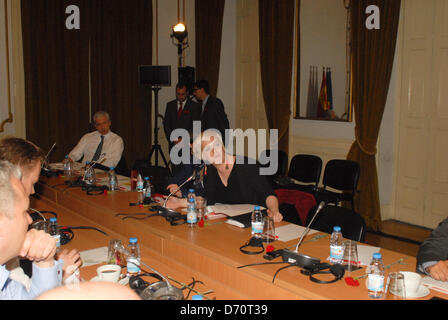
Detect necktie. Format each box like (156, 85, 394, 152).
(177, 101, 183, 120)
(91, 135, 104, 162)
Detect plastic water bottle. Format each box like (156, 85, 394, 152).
(329, 226, 344, 264)
(108, 167, 118, 191)
(187, 197, 198, 227)
(187, 189, 196, 209)
(49, 217, 61, 250)
(367, 253, 385, 299)
(144, 177, 152, 199)
(126, 237, 141, 275)
(251, 206, 263, 238)
(136, 173, 144, 192)
(63, 155, 72, 180)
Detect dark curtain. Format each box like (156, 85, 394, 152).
(195, 0, 225, 96)
(88, 0, 153, 169)
(259, 0, 295, 155)
(21, 0, 152, 168)
(22, 0, 90, 161)
(348, 0, 401, 231)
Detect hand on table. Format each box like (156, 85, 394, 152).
(165, 196, 186, 210)
(166, 184, 182, 197)
(427, 261, 448, 282)
(267, 209, 283, 223)
(57, 249, 82, 280)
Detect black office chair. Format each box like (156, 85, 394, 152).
(287, 154, 322, 193)
(306, 204, 366, 242)
(132, 161, 172, 195)
(314, 159, 360, 209)
(115, 155, 130, 177)
(259, 149, 289, 189)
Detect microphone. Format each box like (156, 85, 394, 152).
(281, 201, 326, 268)
(113, 242, 174, 292)
(82, 153, 106, 182)
(163, 162, 205, 208)
(42, 142, 57, 167)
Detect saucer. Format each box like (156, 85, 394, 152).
(90, 275, 129, 286)
(391, 285, 431, 299)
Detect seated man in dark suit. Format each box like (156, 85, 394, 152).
(192, 80, 230, 143)
(163, 82, 201, 150)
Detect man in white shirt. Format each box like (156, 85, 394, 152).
(68, 111, 124, 169)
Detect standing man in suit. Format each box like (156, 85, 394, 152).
(163, 82, 201, 150)
(192, 80, 230, 144)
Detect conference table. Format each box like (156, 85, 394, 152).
(33, 172, 447, 300)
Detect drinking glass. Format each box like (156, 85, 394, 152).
(385, 272, 406, 300)
(196, 196, 207, 221)
(342, 240, 360, 272)
(262, 216, 276, 243)
(107, 239, 123, 265)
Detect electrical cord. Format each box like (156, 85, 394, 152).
(237, 262, 288, 269)
(272, 264, 299, 284)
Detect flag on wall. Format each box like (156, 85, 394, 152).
(317, 68, 329, 118)
(326, 67, 333, 110)
(306, 66, 318, 117)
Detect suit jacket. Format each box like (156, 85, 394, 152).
(201, 95, 230, 141)
(416, 217, 448, 274)
(163, 98, 201, 147)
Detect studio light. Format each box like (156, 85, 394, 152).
(172, 23, 188, 43)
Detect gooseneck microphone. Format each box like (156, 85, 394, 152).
(163, 162, 205, 208)
(281, 201, 326, 268)
(294, 201, 326, 252)
(113, 242, 174, 291)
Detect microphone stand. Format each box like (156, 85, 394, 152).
(281, 201, 326, 268)
(82, 153, 106, 183)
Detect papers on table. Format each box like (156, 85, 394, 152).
(80, 246, 108, 267)
(275, 224, 318, 242)
(355, 244, 380, 266)
(208, 204, 265, 217)
(422, 276, 448, 295)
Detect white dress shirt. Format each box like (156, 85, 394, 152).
(69, 130, 124, 168)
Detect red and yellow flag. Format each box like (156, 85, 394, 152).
(317, 69, 330, 117)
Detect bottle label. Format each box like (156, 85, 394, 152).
(127, 261, 140, 274)
(53, 234, 61, 248)
(251, 222, 263, 234)
(330, 245, 344, 262)
(187, 210, 197, 224)
(367, 274, 384, 292)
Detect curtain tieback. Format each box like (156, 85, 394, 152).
(355, 126, 376, 156)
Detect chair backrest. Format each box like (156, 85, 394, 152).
(259, 149, 289, 177)
(132, 161, 172, 194)
(115, 155, 130, 177)
(288, 154, 322, 186)
(305, 204, 366, 242)
(322, 159, 360, 192)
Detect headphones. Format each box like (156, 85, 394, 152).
(128, 273, 164, 295)
(301, 263, 345, 284)
(240, 237, 265, 255)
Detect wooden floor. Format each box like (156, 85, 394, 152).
(365, 220, 433, 257)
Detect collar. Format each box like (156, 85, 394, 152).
(0, 264, 11, 292)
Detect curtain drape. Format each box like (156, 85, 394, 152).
(195, 0, 225, 97)
(21, 0, 152, 168)
(88, 0, 153, 169)
(259, 0, 295, 155)
(22, 0, 90, 161)
(348, 0, 401, 231)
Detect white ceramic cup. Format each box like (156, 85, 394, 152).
(97, 264, 121, 282)
(400, 271, 422, 296)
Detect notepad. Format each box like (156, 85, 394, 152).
(208, 204, 265, 217)
(275, 224, 318, 242)
(80, 246, 108, 267)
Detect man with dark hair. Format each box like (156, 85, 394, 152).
(163, 82, 201, 150)
(192, 80, 230, 143)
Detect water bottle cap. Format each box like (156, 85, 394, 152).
(373, 253, 382, 259)
(188, 189, 194, 193)
(191, 295, 203, 300)
(144, 177, 149, 180)
(86, 161, 90, 164)
(50, 217, 57, 223)
(254, 206, 260, 210)
(109, 167, 115, 170)
(129, 237, 138, 244)
(65, 155, 68, 158)
(188, 197, 195, 203)
(333, 226, 341, 232)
